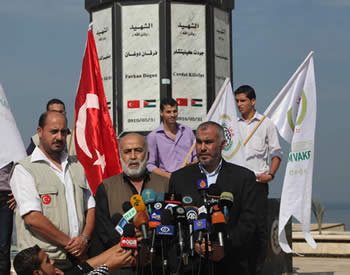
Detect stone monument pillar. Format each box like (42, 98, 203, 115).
(85, 0, 234, 134)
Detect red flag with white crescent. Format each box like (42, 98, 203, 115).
(74, 29, 122, 195)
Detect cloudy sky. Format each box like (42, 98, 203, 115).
(1, 1, 349, 207)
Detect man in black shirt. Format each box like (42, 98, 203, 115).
(169, 121, 257, 274)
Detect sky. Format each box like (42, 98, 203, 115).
(0, 1, 349, 209)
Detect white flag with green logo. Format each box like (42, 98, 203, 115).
(0, 83, 27, 168)
(208, 79, 246, 167)
(264, 51, 317, 253)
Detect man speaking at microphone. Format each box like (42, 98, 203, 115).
(169, 121, 257, 274)
(92, 133, 168, 274)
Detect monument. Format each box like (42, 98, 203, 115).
(85, 0, 234, 135)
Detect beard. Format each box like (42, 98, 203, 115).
(121, 157, 147, 178)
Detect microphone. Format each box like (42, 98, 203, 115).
(155, 192, 165, 202)
(157, 210, 176, 272)
(133, 210, 149, 240)
(130, 194, 146, 212)
(173, 206, 186, 254)
(122, 201, 137, 221)
(185, 206, 198, 256)
(164, 193, 182, 208)
(182, 195, 193, 206)
(141, 189, 156, 214)
(219, 192, 233, 223)
(120, 223, 138, 250)
(153, 192, 165, 211)
(149, 210, 161, 253)
(112, 213, 127, 236)
(194, 213, 208, 243)
(156, 209, 175, 237)
(122, 201, 133, 212)
(196, 175, 209, 205)
(211, 211, 225, 247)
(207, 184, 222, 206)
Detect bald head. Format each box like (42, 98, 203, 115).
(38, 111, 67, 129)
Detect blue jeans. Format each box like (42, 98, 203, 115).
(0, 191, 13, 275)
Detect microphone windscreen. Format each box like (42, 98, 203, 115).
(219, 192, 234, 208)
(130, 194, 146, 211)
(211, 211, 225, 224)
(197, 213, 207, 220)
(185, 207, 198, 223)
(155, 192, 165, 202)
(174, 206, 186, 223)
(123, 223, 136, 237)
(141, 189, 156, 205)
(161, 209, 175, 225)
(111, 213, 123, 227)
(208, 184, 222, 196)
(182, 195, 193, 205)
(164, 193, 182, 203)
(134, 210, 149, 228)
(122, 201, 133, 213)
(212, 223, 225, 234)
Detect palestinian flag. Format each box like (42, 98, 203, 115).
(176, 98, 188, 106)
(191, 98, 203, 107)
(128, 100, 140, 108)
(144, 99, 156, 108)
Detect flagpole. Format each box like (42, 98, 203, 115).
(68, 112, 76, 155)
(243, 115, 266, 146)
(180, 78, 231, 168)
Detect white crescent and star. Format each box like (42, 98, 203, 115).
(76, 93, 106, 172)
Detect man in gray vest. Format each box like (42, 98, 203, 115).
(10, 111, 95, 271)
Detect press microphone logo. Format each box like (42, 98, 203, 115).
(194, 219, 207, 231)
(153, 202, 163, 210)
(120, 237, 138, 249)
(186, 209, 197, 222)
(115, 217, 128, 235)
(156, 225, 174, 236)
(197, 179, 208, 190)
(150, 210, 161, 221)
(132, 198, 141, 207)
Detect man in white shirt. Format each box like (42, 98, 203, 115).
(10, 111, 95, 271)
(234, 85, 283, 275)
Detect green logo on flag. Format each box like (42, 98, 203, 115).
(287, 91, 307, 131)
(219, 114, 241, 160)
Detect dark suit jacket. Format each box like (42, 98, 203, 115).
(169, 159, 257, 274)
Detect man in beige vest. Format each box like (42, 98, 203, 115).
(10, 111, 95, 271)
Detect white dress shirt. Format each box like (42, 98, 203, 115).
(199, 160, 223, 187)
(10, 147, 95, 238)
(238, 112, 283, 175)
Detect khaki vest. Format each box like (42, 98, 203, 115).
(14, 155, 87, 260)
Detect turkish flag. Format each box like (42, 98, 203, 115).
(176, 98, 188, 106)
(127, 100, 140, 108)
(74, 29, 122, 195)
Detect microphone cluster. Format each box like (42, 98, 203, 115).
(113, 183, 233, 273)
